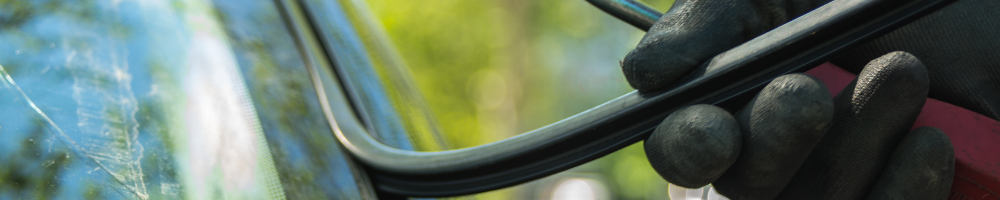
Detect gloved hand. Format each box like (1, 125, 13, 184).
(622, 0, 1000, 119)
(644, 52, 955, 199)
(629, 0, 1000, 199)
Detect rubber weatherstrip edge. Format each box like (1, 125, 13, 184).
(273, 0, 379, 199)
(307, 0, 956, 197)
(586, 0, 663, 31)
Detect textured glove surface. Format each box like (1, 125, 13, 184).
(643, 53, 956, 199)
(625, 0, 1000, 120)
(711, 73, 833, 199)
(774, 52, 936, 199)
(830, 0, 1000, 120)
(621, 0, 829, 91)
(632, 0, 987, 198)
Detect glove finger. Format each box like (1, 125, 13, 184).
(866, 127, 954, 200)
(622, 0, 829, 91)
(645, 104, 742, 188)
(778, 51, 930, 199)
(712, 73, 834, 200)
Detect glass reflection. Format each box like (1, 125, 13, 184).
(0, 0, 365, 199)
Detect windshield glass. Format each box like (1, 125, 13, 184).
(0, 0, 363, 199)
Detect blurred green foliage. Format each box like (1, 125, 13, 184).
(367, 0, 672, 147)
(367, 0, 677, 199)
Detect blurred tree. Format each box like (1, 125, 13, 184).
(367, 0, 676, 199)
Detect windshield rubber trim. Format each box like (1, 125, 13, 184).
(585, 0, 662, 31)
(303, 0, 956, 197)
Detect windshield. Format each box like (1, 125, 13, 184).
(0, 0, 364, 199)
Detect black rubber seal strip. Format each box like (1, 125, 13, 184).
(306, 0, 957, 197)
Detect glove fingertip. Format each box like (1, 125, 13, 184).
(866, 127, 954, 200)
(778, 51, 932, 199)
(622, 41, 700, 92)
(645, 104, 742, 188)
(853, 51, 929, 107)
(713, 73, 834, 200)
(738, 73, 835, 134)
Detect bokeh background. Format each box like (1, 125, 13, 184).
(366, 0, 679, 199)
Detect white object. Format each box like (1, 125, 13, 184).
(668, 184, 730, 200)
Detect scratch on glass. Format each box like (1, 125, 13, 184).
(0, 63, 149, 199)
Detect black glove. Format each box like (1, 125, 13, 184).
(621, 0, 829, 91)
(627, 0, 1000, 199)
(644, 52, 955, 199)
(829, 0, 1000, 120)
(622, 0, 1000, 119)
